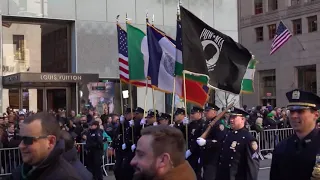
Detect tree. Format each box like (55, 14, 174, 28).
(215, 90, 240, 109)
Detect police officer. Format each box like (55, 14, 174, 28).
(112, 108, 134, 180)
(215, 107, 260, 180)
(185, 106, 205, 180)
(85, 121, 104, 180)
(143, 109, 159, 127)
(270, 89, 320, 180)
(172, 108, 188, 140)
(158, 113, 171, 125)
(133, 107, 144, 144)
(197, 103, 227, 180)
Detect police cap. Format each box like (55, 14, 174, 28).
(174, 108, 186, 115)
(190, 106, 204, 114)
(146, 109, 159, 118)
(158, 113, 171, 121)
(205, 103, 220, 111)
(134, 107, 144, 114)
(229, 107, 249, 117)
(286, 89, 320, 110)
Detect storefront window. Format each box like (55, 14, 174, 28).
(297, 65, 316, 94)
(2, 19, 70, 76)
(79, 79, 137, 115)
(259, 69, 276, 106)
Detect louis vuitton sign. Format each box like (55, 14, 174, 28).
(3, 72, 99, 85)
(40, 74, 82, 81)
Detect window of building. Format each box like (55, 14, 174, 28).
(292, 19, 302, 35)
(268, 0, 278, 11)
(297, 65, 317, 94)
(254, 0, 263, 14)
(259, 70, 276, 107)
(268, 24, 277, 39)
(307, 15, 318, 32)
(13, 35, 25, 61)
(291, 0, 301, 6)
(255, 27, 264, 42)
(2, 19, 70, 76)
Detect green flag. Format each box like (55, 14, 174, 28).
(241, 59, 257, 93)
(126, 23, 148, 81)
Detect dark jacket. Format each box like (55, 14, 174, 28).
(10, 140, 81, 180)
(62, 147, 93, 180)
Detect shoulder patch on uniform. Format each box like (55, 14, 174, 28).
(219, 124, 224, 131)
(251, 141, 258, 151)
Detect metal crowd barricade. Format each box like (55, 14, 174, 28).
(0, 142, 115, 177)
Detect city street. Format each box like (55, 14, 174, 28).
(103, 159, 272, 180)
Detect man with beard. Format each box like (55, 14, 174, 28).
(197, 103, 227, 180)
(270, 89, 320, 180)
(130, 125, 196, 180)
(10, 112, 81, 180)
(215, 107, 260, 180)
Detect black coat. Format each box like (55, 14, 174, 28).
(270, 129, 320, 180)
(62, 147, 93, 180)
(10, 140, 81, 180)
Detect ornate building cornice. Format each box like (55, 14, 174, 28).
(240, 1, 320, 28)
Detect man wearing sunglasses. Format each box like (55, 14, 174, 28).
(270, 89, 320, 180)
(10, 112, 81, 180)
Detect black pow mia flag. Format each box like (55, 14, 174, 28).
(180, 6, 252, 94)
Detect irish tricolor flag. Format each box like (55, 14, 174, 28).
(127, 23, 149, 81)
(241, 59, 257, 93)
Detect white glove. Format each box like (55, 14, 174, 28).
(185, 149, 192, 159)
(153, 122, 158, 126)
(196, 137, 206, 146)
(120, 115, 125, 124)
(131, 144, 136, 152)
(129, 120, 134, 127)
(140, 118, 146, 125)
(198, 158, 201, 164)
(183, 117, 189, 125)
(169, 124, 174, 127)
(122, 143, 126, 150)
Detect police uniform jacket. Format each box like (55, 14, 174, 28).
(270, 128, 320, 180)
(216, 128, 259, 180)
(188, 119, 205, 155)
(201, 118, 227, 165)
(174, 122, 186, 140)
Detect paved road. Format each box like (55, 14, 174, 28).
(104, 159, 272, 180)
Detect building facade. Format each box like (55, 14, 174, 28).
(0, 0, 238, 114)
(240, 0, 320, 108)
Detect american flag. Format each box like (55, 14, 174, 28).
(117, 24, 151, 87)
(270, 21, 292, 55)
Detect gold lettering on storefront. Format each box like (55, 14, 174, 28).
(40, 75, 82, 81)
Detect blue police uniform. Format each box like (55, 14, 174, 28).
(215, 107, 260, 180)
(270, 89, 320, 180)
(174, 108, 187, 140)
(187, 106, 205, 180)
(200, 103, 228, 180)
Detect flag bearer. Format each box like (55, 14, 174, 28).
(173, 108, 188, 140)
(197, 103, 227, 180)
(185, 106, 205, 180)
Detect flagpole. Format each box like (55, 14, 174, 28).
(117, 15, 125, 144)
(280, 20, 304, 51)
(152, 87, 156, 120)
(183, 71, 188, 148)
(126, 13, 135, 144)
(143, 79, 148, 128)
(171, 78, 176, 124)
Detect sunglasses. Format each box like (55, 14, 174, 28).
(21, 136, 48, 145)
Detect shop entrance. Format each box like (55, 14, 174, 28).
(2, 72, 99, 113)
